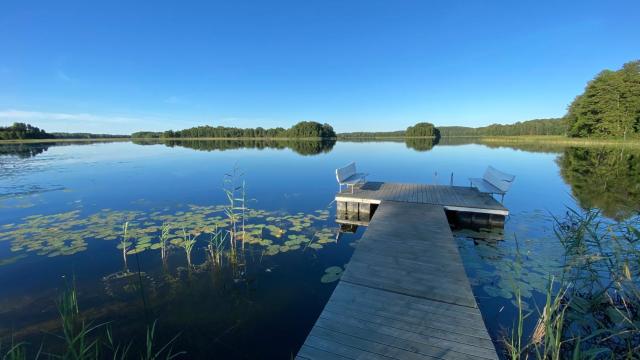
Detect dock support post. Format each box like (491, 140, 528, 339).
(358, 203, 371, 221)
(346, 202, 358, 214)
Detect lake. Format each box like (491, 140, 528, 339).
(1, 139, 638, 358)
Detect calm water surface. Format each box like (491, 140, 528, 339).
(1, 139, 638, 358)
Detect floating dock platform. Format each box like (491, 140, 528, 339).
(296, 182, 505, 359)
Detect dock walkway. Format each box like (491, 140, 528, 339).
(336, 182, 508, 216)
(297, 184, 502, 359)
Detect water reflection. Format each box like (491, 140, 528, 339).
(404, 137, 436, 152)
(0, 143, 51, 158)
(558, 147, 640, 220)
(132, 139, 336, 156)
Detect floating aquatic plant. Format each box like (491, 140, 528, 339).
(320, 266, 343, 283)
(0, 203, 337, 267)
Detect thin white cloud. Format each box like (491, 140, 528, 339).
(0, 109, 187, 134)
(56, 69, 73, 82)
(164, 96, 186, 104)
(0, 109, 283, 134)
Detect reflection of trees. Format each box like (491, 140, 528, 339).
(435, 137, 566, 153)
(1, 141, 125, 159)
(558, 147, 640, 220)
(133, 139, 336, 156)
(404, 138, 437, 152)
(0, 143, 51, 158)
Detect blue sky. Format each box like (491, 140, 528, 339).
(1, 0, 638, 134)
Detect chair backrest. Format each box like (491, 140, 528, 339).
(483, 166, 515, 193)
(336, 162, 357, 183)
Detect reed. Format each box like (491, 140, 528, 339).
(207, 227, 228, 267)
(505, 209, 640, 358)
(120, 222, 129, 269)
(0, 283, 183, 359)
(479, 135, 640, 148)
(159, 222, 170, 263)
(141, 320, 183, 360)
(0, 340, 31, 360)
(181, 228, 197, 267)
(57, 281, 102, 359)
(223, 166, 247, 250)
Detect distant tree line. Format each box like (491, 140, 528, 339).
(339, 119, 564, 138)
(0, 122, 53, 140)
(51, 132, 129, 139)
(437, 118, 567, 137)
(338, 123, 437, 139)
(566, 60, 640, 139)
(132, 121, 336, 139)
(0, 122, 129, 140)
(338, 130, 406, 139)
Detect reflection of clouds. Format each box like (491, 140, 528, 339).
(0, 142, 167, 199)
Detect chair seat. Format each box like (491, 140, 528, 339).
(470, 178, 505, 194)
(341, 173, 367, 185)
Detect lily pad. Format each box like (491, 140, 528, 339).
(321, 266, 344, 283)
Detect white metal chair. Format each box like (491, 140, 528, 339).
(469, 166, 515, 202)
(336, 162, 368, 193)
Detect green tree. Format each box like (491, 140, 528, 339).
(131, 121, 336, 139)
(0, 122, 53, 140)
(566, 60, 640, 139)
(406, 122, 436, 137)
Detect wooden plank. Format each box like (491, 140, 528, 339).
(298, 201, 498, 359)
(316, 313, 498, 360)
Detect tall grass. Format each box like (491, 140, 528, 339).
(0, 340, 35, 360)
(1, 284, 183, 359)
(57, 281, 102, 359)
(223, 166, 247, 251)
(207, 227, 228, 267)
(159, 222, 170, 263)
(120, 222, 129, 270)
(505, 209, 640, 358)
(180, 228, 197, 268)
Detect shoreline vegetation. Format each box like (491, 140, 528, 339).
(2, 135, 640, 147)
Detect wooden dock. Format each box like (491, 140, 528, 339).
(297, 183, 502, 359)
(336, 182, 508, 216)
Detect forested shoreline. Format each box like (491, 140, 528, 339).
(0, 123, 129, 140)
(131, 121, 336, 139)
